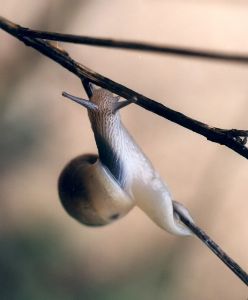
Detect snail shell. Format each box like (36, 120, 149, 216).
(58, 154, 134, 226)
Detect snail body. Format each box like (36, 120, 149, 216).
(59, 86, 193, 235)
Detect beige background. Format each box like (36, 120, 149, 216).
(1, 1, 248, 299)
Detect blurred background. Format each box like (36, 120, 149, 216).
(1, 1, 248, 299)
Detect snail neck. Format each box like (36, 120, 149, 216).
(90, 112, 135, 188)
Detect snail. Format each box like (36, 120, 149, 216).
(58, 84, 193, 235)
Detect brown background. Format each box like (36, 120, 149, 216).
(1, 1, 248, 299)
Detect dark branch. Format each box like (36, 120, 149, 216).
(1, 16, 248, 285)
(18, 27, 248, 65)
(1, 16, 248, 160)
(176, 210, 248, 285)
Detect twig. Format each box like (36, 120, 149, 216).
(1, 17, 248, 159)
(176, 210, 248, 285)
(1, 16, 248, 285)
(17, 27, 248, 65)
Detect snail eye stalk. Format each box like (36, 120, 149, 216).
(62, 91, 98, 111)
(114, 97, 137, 112)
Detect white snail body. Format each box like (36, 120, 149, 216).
(59, 86, 193, 235)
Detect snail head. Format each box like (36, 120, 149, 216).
(62, 84, 136, 115)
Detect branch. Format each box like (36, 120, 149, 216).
(17, 27, 248, 65)
(1, 16, 248, 285)
(1, 17, 248, 160)
(176, 210, 248, 285)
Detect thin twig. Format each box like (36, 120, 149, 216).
(1, 16, 248, 285)
(176, 210, 248, 285)
(18, 27, 248, 65)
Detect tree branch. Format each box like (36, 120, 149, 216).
(1, 16, 248, 285)
(176, 210, 248, 285)
(1, 17, 248, 159)
(17, 26, 248, 65)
